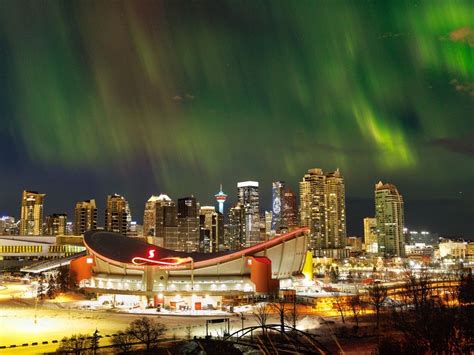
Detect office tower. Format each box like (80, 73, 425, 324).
(325, 169, 346, 248)
(0, 216, 17, 235)
(282, 187, 297, 229)
(363, 217, 378, 253)
(237, 181, 260, 247)
(105, 194, 131, 235)
(74, 199, 97, 235)
(154, 194, 178, 248)
(143, 195, 160, 237)
(299, 168, 347, 250)
(214, 185, 227, 215)
(271, 181, 285, 234)
(20, 190, 46, 235)
(177, 196, 200, 252)
(199, 206, 224, 253)
(300, 169, 326, 249)
(375, 181, 405, 257)
(45, 213, 67, 236)
(227, 203, 245, 250)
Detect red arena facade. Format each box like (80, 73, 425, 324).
(71, 228, 310, 310)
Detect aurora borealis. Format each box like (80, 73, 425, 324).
(0, 1, 472, 236)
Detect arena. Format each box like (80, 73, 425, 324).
(72, 228, 311, 310)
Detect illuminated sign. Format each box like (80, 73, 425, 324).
(131, 248, 193, 267)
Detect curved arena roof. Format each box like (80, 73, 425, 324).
(84, 228, 309, 271)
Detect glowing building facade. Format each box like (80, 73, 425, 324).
(20, 190, 46, 236)
(299, 168, 346, 250)
(74, 199, 97, 235)
(177, 196, 200, 252)
(271, 181, 284, 234)
(72, 228, 309, 310)
(199, 206, 224, 253)
(45, 213, 67, 236)
(363, 217, 378, 253)
(237, 181, 260, 247)
(375, 181, 405, 257)
(105, 194, 131, 235)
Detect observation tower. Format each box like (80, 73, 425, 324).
(214, 184, 227, 214)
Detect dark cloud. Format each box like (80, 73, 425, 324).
(431, 135, 474, 157)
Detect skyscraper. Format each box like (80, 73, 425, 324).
(271, 181, 284, 234)
(45, 213, 67, 236)
(299, 168, 346, 250)
(375, 181, 405, 257)
(227, 203, 245, 250)
(105, 194, 131, 235)
(74, 199, 97, 235)
(363, 217, 378, 253)
(282, 187, 297, 229)
(143, 195, 160, 237)
(300, 169, 326, 249)
(199, 206, 224, 253)
(153, 194, 178, 248)
(20, 190, 46, 236)
(177, 196, 200, 252)
(325, 169, 346, 248)
(237, 181, 260, 247)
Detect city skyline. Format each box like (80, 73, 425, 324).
(2, 171, 469, 240)
(0, 1, 472, 237)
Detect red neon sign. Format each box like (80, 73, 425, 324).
(132, 249, 192, 266)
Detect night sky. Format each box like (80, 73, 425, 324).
(0, 1, 472, 237)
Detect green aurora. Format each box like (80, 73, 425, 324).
(0, 1, 472, 234)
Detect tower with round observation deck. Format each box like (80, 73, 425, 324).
(214, 184, 227, 214)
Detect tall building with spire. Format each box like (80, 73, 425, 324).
(105, 194, 131, 235)
(299, 168, 346, 250)
(20, 190, 46, 236)
(375, 181, 405, 257)
(214, 185, 227, 215)
(74, 199, 97, 235)
(237, 181, 260, 247)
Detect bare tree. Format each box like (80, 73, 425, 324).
(253, 303, 270, 335)
(332, 292, 348, 324)
(284, 294, 300, 330)
(367, 283, 387, 333)
(270, 298, 290, 333)
(348, 291, 363, 326)
(47, 274, 57, 299)
(56, 334, 91, 355)
(127, 317, 166, 352)
(112, 331, 134, 354)
(90, 329, 100, 354)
